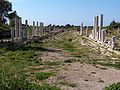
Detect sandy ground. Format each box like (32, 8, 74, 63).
(39, 48, 120, 90)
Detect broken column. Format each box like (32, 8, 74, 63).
(111, 36, 116, 48)
(99, 14, 103, 40)
(80, 22, 83, 36)
(39, 22, 44, 36)
(36, 22, 39, 36)
(101, 29, 106, 42)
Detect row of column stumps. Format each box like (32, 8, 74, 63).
(80, 23, 89, 37)
(32, 21, 44, 37)
(10, 17, 44, 41)
(80, 14, 116, 49)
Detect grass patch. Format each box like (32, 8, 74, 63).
(64, 59, 75, 63)
(34, 72, 55, 80)
(61, 41, 76, 52)
(43, 32, 77, 52)
(0, 42, 48, 90)
(96, 60, 120, 69)
(104, 82, 120, 90)
(38, 84, 60, 90)
(44, 61, 61, 66)
(86, 58, 120, 69)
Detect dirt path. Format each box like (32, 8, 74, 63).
(41, 48, 72, 62)
(39, 48, 120, 90)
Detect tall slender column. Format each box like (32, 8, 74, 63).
(99, 14, 103, 40)
(92, 17, 96, 39)
(86, 27, 88, 37)
(94, 17, 97, 39)
(25, 20, 30, 39)
(80, 22, 83, 36)
(32, 21, 35, 36)
(94, 16, 99, 40)
(14, 17, 19, 39)
(25, 20, 28, 39)
(96, 16, 99, 39)
(40, 22, 44, 36)
(36, 21, 39, 36)
(18, 17, 22, 38)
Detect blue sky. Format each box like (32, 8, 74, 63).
(9, 0, 120, 26)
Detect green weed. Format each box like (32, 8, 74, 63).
(34, 72, 55, 80)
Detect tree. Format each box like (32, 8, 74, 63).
(0, 0, 12, 24)
(65, 24, 71, 29)
(9, 11, 18, 27)
(109, 21, 120, 29)
(8, 11, 17, 19)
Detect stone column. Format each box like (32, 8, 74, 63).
(36, 22, 39, 36)
(95, 16, 98, 40)
(111, 36, 116, 48)
(25, 20, 30, 39)
(25, 20, 28, 39)
(92, 17, 96, 39)
(14, 17, 19, 39)
(86, 27, 88, 37)
(99, 14, 103, 40)
(95, 16, 99, 40)
(18, 17, 22, 38)
(40, 22, 44, 36)
(101, 29, 106, 42)
(53, 25, 56, 31)
(32, 21, 35, 37)
(47, 24, 50, 36)
(11, 28, 14, 41)
(80, 22, 83, 36)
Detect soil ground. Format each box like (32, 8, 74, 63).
(30, 31, 120, 90)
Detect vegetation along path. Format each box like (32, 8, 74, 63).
(1, 31, 120, 90)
